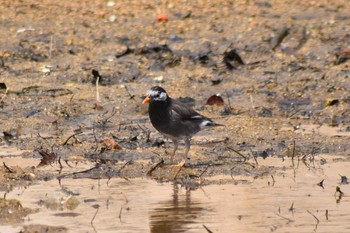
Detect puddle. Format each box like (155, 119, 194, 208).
(1, 155, 350, 233)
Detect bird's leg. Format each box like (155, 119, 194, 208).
(170, 139, 187, 169)
(170, 139, 179, 162)
(183, 138, 191, 162)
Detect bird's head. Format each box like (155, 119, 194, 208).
(143, 86, 168, 103)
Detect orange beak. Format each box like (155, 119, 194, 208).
(142, 96, 150, 104)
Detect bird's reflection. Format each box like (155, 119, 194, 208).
(149, 183, 207, 233)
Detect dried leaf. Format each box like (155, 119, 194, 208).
(37, 149, 57, 167)
(102, 137, 122, 150)
(206, 94, 225, 106)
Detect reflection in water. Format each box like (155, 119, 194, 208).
(1, 155, 350, 233)
(150, 183, 207, 233)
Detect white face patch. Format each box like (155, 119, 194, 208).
(199, 120, 212, 129)
(147, 89, 159, 97)
(158, 92, 167, 101)
(147, 89, 167, 101)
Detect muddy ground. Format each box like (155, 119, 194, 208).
(0, 0, 350, 231)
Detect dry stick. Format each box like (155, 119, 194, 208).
(291, 140, 296, 167)
(92, 125, 99, 152)
(199, 164, 211, 178)
(271, 175, 276, 185)
(90, 206, 99, 233)
(118, 207, 123, 222)
(57, 164, 100, 179)
(147, 159, 164, 175)
(3, 162, 14, 173)
(288, 109, 301, 118)
(274, 212, 294, 223)
(62, 131, 83, 146)
(119, 192, 129, 222)
(99, 106, 117, 126)
(248, 147, 258, 165)
(120, 160, 133, 171)
(95, 75, 100, 109)
(228, 147, 247, 161)
(203, 224, 214, 233)
(289, 202, 295, 212)
(307, 210, 320, 230)
(58, 157, 63, 174)
(124, 85, 135, 99)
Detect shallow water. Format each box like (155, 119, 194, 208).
(1, 155, 350, 233)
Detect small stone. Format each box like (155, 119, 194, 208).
(107, 1, 115, 7)
(153, 75, 164, 82)
(109, 15, 117, 22)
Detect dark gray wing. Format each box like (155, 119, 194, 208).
(169, 98, 203, 120)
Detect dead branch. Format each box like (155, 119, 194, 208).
(146, 158, 164, 175)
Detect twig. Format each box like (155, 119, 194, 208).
(62, 131, 83, 146)
(99, 106, 118, 126)
(248, 147, 258, 165)
(124, 85, 135, 99)
(57, 164, 100, 179)
(118, 207, 123, 222)
(203, 224, 213, 233)
(92, 124, 99, 152)
(119, 192, 129, 222)
(147, 159, 164, 175)
(96, 75, 100, 106)
(274, 212, 294, 223)
(289, 202, 295, 212)
(37, 132, 54, 140)
(58, 157, 63, 174)
(120, 160, 133, 171)
(307, 210, 320, 231)
(199, 164, 210, 178)
(91, 206, 99, 224)
(271, 175, 276, 185)
(291, 140, 296, 167)
(3, 162, 14, 173)
(228, 147, 247, 161)
(90, 205, 100, 233)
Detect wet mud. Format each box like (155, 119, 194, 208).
(1, 0, 350, 232)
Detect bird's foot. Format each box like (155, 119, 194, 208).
(171, 159, 186, 179)
(175, 159, 186, 167)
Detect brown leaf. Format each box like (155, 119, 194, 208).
(205, 94, 225, 106)
(102, 137, 122, 150)
(37, 149, 57, 167)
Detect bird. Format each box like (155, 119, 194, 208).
(142, 86, 222, 163)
